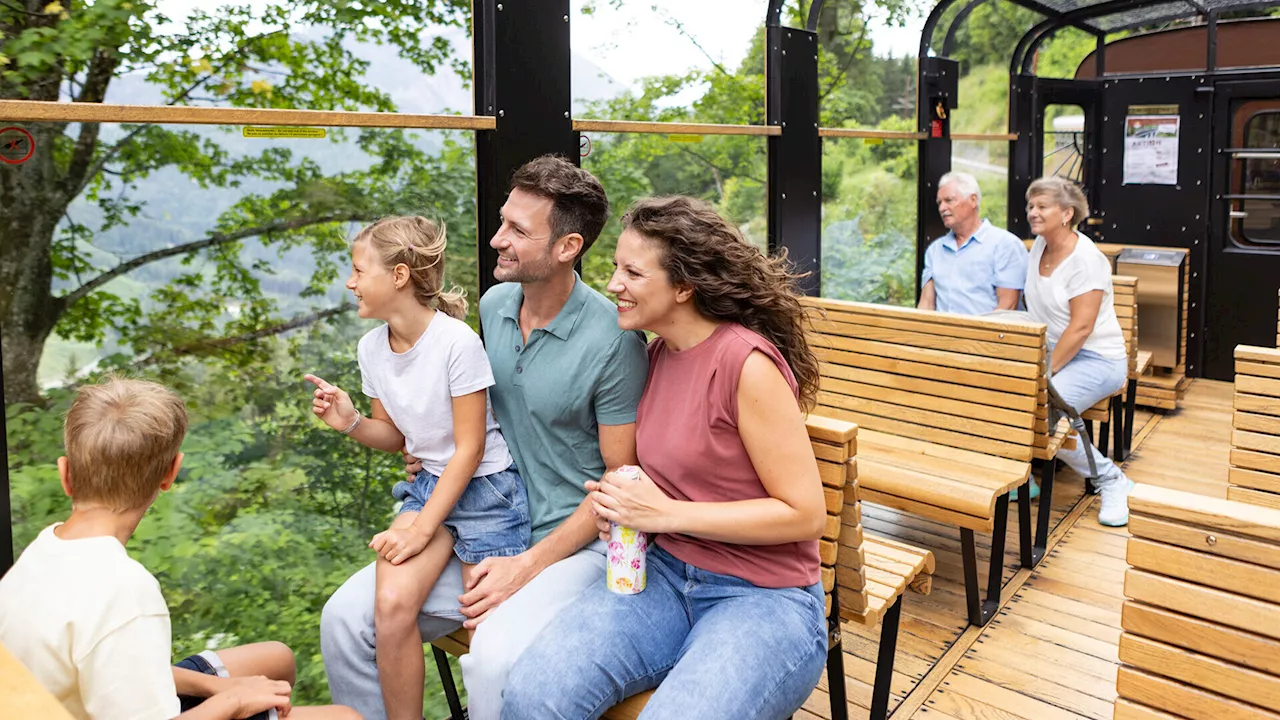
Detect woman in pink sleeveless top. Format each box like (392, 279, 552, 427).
(502, 196, 828, 720)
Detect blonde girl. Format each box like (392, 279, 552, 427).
(304, 216, 529, 720)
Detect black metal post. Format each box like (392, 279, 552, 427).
(1018, 482, 1033, 568)
(983, 494, 1009, 624)
(433, 645, 465, 720)
(960, 528, 982, 626)
(1095, 33, 1106, 78)
(1124, 378, 1138, 458)
(916, 56, 959, 294)
(1099, 417, 1111, 458)
(869, 596, 903, 720)
(1034, 459, 1056, 563)
(1206, 11, 1218, 73)
(1112, 395, 1125, 462)
(1007, 73, 1036, 237)
(766, 23, 822, 295)
(473, 0, 578, 297)
(825, 586, 849, 720)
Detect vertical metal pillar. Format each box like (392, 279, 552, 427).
(916, 57, 959, 291)
(1007, 73, 1037, 237)
(473, 0, 578, 297)
(766, 22, 822, 296)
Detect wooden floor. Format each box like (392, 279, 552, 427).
(798, 379, 1236, 720)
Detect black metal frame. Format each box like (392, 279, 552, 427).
(959, 493, 1012, 626)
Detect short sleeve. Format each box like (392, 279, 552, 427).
(357, 336, 379, 399)
(593, 331, 649, 426)
(920, 242, 935, 286)
(993, 236, 1030, 290)
(447, 326, 496, 398)
(1061, 254, 1109, 300)
(78, 610, 180, 720)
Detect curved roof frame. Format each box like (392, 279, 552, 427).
(920, 0, 1280, 79)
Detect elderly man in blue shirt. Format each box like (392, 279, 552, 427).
(918, 171, 1029, 314)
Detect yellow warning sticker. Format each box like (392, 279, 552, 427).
(242, 126, 327, 139)
(863, 138, 883, 145)
(666, 134, 704, 143)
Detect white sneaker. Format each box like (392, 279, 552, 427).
(1096, 476, 1134, 527)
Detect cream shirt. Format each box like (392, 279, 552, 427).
(0, 524, 180, 720)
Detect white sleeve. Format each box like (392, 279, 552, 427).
(448, 327, 496, 398)
(79, 613, 181, 720)
(358, 334, 379, 399)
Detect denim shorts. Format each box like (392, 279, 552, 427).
(392, 464, 531, 564)
(175, 650, 277, 720)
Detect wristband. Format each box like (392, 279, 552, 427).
(340, 414, 362, 435)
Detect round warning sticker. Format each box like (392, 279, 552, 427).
(0, 126, 35, 165)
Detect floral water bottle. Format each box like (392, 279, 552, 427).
(607, 465, 647, 594)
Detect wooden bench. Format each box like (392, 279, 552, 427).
(1114, 483, 1280, 720)
(0, 641, 75, 720)
(428, 417, 935, 720)
(1230, 345, 1280, 511)
(802, 297, 1044, 625)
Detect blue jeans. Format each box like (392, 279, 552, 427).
(1051, 347, 1128, 484)
(392, 465, 530, 564)
(501, 546, 827, 720)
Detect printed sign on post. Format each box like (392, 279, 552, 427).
(1122, 114, 1180, 185)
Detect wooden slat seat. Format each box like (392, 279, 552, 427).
(803, 296, 1046, 626)
(1116, 483, 1280, 720)
(428, 417, 934, 720)
(1230, 345, 1280, 510)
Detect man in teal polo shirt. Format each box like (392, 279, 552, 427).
(321, 155, 648, 720)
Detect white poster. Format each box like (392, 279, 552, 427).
(1123, 114, 1180, 185)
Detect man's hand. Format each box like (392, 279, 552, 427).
(370, 524, 433, 565)
(402, 448, 424, 477)
(458, 553, 538, 629)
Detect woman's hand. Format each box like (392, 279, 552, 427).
(370, 524, 433, 565)
(586, 467, 675, 534)
(303, 374, 359, 433)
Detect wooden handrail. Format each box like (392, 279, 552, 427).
(572, 119, 780, 136)
(818, 128, 927, 140)
(0, 100, 495, 130)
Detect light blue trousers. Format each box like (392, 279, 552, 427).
(1051, 346, 1129, 484)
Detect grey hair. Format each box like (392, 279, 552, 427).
(938, 171, 981, 208)
(1026, 176, 1089, 228)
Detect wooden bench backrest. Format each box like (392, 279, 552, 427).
(802, 297, 1046, 465)
(1116, 483, 1280, 720)
(1114, 275, 1139, 374)
(808, 415, 858, 621)
(1230, 345, 1280, 511)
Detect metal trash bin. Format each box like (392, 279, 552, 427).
(1116, 248, 1186, 369)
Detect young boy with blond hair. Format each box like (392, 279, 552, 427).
(0, 378, 359, 720)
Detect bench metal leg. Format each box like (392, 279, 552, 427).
(869, 595, 903, 720)
(1017, 485, 1033, 569)
(1112, 394, 1126, 462)
(432, 645, 465, 720)
(826, 590, 848, 720)
(1098, 417, 1110, 458)
(960, 493, 1007, 628)
(1124, 377, 1138, 459)
(1030, 459, 1056, 566)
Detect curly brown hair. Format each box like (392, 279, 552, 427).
(622, 196, 819, 411)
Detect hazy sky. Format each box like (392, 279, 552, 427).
(155, 0, 924, 91)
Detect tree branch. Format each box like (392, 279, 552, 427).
(819, 22, 870, 104)
(657, 9, 734, 79)
(676, 145, 764, 186)
(61, 212, 366, 309)
(132, 304, 353, 368)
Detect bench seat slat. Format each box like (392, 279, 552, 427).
(857, 428, 1031, 477)
(811, 333, 1041, 380)
(1129, 484, 1280, 542)
(1231, 448, 1280, 475)
(1124, 569, 1280, 641)
(1235, 345, 1280, 364)
(1235, 393, 1280, 418)
(820, 377, 1035, 430)
(1127, 537, 1280, 603)
(815, 347, 1039, 395)
(1122, 601, 1280, 677)
(816, 405, 1032, 462)
(1237, 375, 1280, 399)
(1229, 487, 1280, 510)
(860, 490, 996, 532)
(1228, 466, 1280, 495)
(819, 363, 1037, 414)
(1232, 429, 1280, 456)
(1234, 411, 1280, 435)
(859, 448, 1027, 493)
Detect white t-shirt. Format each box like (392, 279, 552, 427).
(1025, 233, 1128, 362)
(0, 524, 181, 720)
(358, 311, 513, 477)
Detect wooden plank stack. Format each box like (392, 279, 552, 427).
(1231, 345, 1280, 511)
(1115, 483, 1280, 720)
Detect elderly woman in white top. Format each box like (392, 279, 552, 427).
(1023, 176, 1133, 527)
